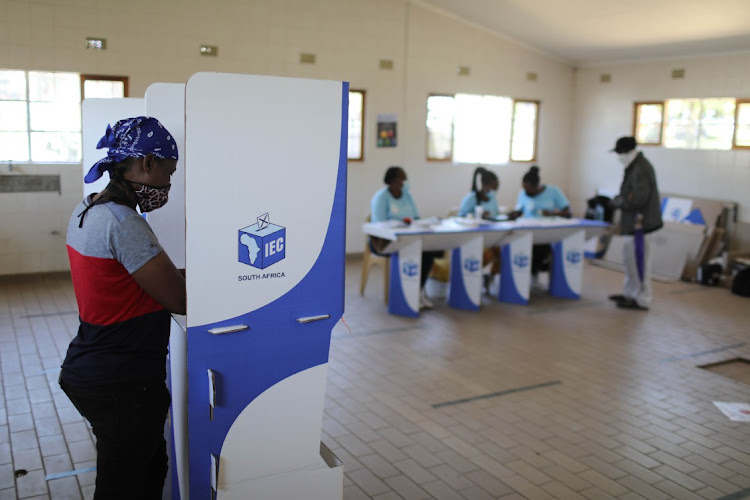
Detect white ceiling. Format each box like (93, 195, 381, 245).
(415, 0, 750, 66)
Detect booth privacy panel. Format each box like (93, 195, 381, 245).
(183, 72, 347, 499)
(144, 83, 186, 270)
(184, 73, 343, 328)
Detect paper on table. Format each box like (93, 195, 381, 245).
(713, 401, 750, 421)
(513, 216, 578, 227)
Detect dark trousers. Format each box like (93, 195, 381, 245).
(421, 251, 443, 288)
(531, 244, 551, 276)
(60, 380, 171, 500)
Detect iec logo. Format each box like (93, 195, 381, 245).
(566, 250, 582, 264)
(513, 254, 529, 268)
(238, 213, 286, 269)
(464, 257, 481, 273)
(402, 260, 419, 278)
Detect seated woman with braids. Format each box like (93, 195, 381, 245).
(458, 166, 501, 293)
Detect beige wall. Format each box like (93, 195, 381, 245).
(0, 0, 575, 274)
(570, 53, 750, 226)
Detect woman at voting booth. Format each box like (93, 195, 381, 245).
(371, 166, 440, 309)
(511, 166, 572, 282)
(60, 116, 186, 500)
(458, 166, 502, 290)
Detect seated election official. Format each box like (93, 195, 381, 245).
(458, 166, 501, 291)
(59, 117, 186, 500)
(371, 166, 441, 309)
(509, 166, 571, 282)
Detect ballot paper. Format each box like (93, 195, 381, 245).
(713, 401, 750, 422)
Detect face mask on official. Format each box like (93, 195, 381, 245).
(130, 181, 171, 212)
(617, 152, 633, 166)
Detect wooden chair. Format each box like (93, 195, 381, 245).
(360, 216, 390, 304)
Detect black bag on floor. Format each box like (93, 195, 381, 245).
(732, 268, 750, 297)
(697, 264, 722, 286)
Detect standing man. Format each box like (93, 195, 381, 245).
(609, 136, 663, 310)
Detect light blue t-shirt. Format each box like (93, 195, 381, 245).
(515, 185, 569, 217)
(458, 191, 499, 218)
(371, 187, 419, 222)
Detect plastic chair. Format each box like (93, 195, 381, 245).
(360, 216, 390, 304)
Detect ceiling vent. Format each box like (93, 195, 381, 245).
(600, 73, 611, 83)
(672, 69, 685, 79)
(379, 59, 394, 70)
(526, 72, 538, 82)
(457, 66, 470, 76)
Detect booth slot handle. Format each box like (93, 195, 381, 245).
(296, 314, 330, 324)
(208, 324, 248, 335)
(210, 453, 219, 499)
(207, 369, 216, 421)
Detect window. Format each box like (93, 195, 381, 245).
(734, 100, 750, 149)
(663, 98, 736, 150)
(425, 93, 540, 164)
(633, 102, 664, 145)
(348, 90, 365, 161)
(426, 94, 454, 161)
(0, 69, 81, 162)
(81, 74, 129, 99)
(510, 100, 539, 162)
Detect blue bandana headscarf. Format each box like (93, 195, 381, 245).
(84, 116, 179, 184)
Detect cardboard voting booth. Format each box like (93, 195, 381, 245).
(80, 72, 347, 500)
(180, 72, 346, 500)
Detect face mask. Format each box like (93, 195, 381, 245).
(617, 153, 632, 166)
(130, 182, 171, 212)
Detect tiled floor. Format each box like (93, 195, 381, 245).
(1, 259, 750, 499)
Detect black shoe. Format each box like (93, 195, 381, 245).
(616, 298, 648, 310)
(608, 294, 625, 302)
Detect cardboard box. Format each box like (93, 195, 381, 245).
(602, 222, 706, 281)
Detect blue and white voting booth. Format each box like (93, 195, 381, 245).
(179, 72, 346, 500)
(143, 82, 188, 500)
(81, 73, 347, 499)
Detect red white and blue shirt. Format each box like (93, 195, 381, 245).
(62, 195, 170, 388)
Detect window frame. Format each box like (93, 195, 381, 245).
(80, 74, 129, 99)
(347, 89, 365, 162)
(425, 93, 540, 164)
(1, 69, 85, 163)
(632, 101, 664, 146)
(425, 93, 455, 162)
(733, 98, 750, 150)
(509, 99, 540, 163)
